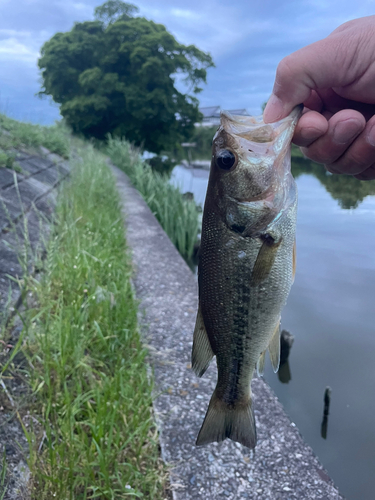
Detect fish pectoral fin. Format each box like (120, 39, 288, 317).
(196, 389, 256, 449)
(191, 305, 214, 377)
(268, 320, 281, 373)
(256, 351, 266, 376)
(251, 234, 282, 286)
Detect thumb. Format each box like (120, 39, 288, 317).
(263, 35, 356, 123)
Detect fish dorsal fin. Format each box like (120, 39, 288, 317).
(268, 320, 281, 373)
(192, 305, 214, 377)
(292, 239, 296, 283)
(257, 351, 266, 376)
(251, 235, 282, 286)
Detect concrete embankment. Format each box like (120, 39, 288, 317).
(0, 147, 70, 499)
(0, 148, 70, 310)
(111, 163, 343, 500)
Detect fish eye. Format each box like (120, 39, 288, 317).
(215, 149, 237, 170)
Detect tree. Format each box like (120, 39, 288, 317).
(38, 1, 214, 153)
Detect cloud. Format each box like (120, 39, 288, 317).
(0, 37, 38, 63)
(170, 8, 200, 20)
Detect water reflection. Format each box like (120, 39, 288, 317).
(291, 154, 375, 209)
(278, 330, 294, 384)
(278, 360, 292, 384)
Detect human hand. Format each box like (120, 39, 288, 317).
(263, 16, 375, 180)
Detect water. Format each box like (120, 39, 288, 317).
(170, 161, 375, 500)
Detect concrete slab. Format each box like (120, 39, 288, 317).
(16, 158, 42, 176)
(0, 168, 19, 188)
(110, 163, 343, 500)
(55, 161, 70, 177)
(33, 167, 60, 186)
(1, 177, 49, 214)
(25, 156, 53, 170)
(0, 196, 23, 231)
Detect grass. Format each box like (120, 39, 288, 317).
(106, 136, 199, 261)
(10, 144, 166, 498)
(0, 113, 70, 158)
(0, 450, 7, 500)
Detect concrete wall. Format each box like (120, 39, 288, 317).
(0, 147, 70, 314)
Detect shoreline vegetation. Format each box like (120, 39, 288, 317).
(107, 135, 200, 262)
(0, 117, 167, 498)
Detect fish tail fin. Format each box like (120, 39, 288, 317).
(196, 390, 256, 449)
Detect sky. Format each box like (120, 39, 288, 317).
(0, 0, 374, 125)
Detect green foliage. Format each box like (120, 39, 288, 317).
(94, 0, 139, 26)
(107, 135, 199, 259)
(38, 0, 214, 153)
(185, 125, 217, 161)
(147, 154, 176, 176)
(0, 113, 70, 158)
(0, 149, 15, 169)
(22, 145, 166, 498)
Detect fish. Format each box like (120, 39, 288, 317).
(191, 105, 302, 448)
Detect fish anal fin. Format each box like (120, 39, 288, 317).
(257, 350, 266, 376)
(292, 240, 296, 282)
(268, 320, 281, 373)
(251, 234, 282, 286)
(191, 305, 214, 377)
(196, 390, 256, 449)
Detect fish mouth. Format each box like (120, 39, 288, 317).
(220, 104, 303, 148)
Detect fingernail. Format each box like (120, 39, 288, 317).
(333, 119, 362, 144)
(366, 124, 375, 147)
(263, 94, 284, 123)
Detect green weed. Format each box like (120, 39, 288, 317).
(0, 450, 7, 500)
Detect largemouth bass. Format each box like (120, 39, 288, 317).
(192, 105, 302, 448)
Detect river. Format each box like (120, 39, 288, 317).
(170, 158, 375, 500)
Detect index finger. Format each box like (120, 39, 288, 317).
(263, 36, 359, 123)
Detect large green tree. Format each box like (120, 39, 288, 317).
(38, 1, 214, 153)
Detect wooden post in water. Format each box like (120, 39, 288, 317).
(321, 386, 332, 439)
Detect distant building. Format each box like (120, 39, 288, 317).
(198, 106, 250, 127)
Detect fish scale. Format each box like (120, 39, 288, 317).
(192, 105, 302, 449)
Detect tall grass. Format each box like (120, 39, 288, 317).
(19, 145, 166, 499)
(107, 136, 199, 261)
